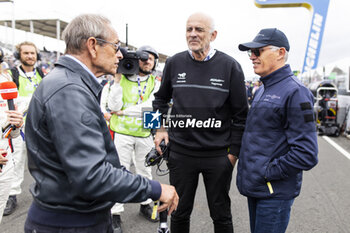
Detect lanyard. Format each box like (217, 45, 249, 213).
(137, 76, 148, 104)
(19, 66, 38, 88)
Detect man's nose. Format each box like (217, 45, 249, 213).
(116, 50, 123, 60)
(189, 29, 197, 37)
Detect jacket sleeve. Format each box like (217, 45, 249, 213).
(123, 79, 161, 117)
(107, 82, 123, 112)
(228, 61, 248, 156)
(46, 84, 160, 202)
(153, 60, 172, 116)
(265, 87, 318, 181)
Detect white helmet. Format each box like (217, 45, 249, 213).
(137, 45, 159, 71)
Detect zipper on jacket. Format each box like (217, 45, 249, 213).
(267, 181, 274, 194)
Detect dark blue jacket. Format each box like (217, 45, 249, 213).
(236, 65, 318, 199)
(25, 56, 161, 217)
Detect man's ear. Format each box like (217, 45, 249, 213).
(86, 37, 98, 59)
(210, 30, 217, 42)
(277, 47, 286, 61)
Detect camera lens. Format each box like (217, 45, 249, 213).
(123, 59, 134, 70)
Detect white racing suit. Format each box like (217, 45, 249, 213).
(0, 74, 21, 222)
(8, 67, 41, 198)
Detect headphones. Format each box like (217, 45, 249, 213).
(14, 44, 41, 61)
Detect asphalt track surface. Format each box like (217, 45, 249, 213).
(2, 135, 350, 233)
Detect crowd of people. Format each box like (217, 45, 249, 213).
(0, 12, 319, 233)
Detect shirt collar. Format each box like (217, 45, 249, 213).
(188, 46, 216, 61)
(65, 55, 99, 83)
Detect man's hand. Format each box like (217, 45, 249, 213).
(227, 154, 238, 168)
(6, 109, 24, 128)
(154, 127, 168, 155)
(158, 183, 179, 215)
(103, 112, 112, 121)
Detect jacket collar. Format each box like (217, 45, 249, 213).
(55, 55, 103, 98)
(260, 64, 293, 88)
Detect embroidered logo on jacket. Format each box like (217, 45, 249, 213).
(210, 78, 224, 87)
(263, 94, 281, 101)
(176, 73, 187, 83)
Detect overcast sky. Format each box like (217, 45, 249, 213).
(0, 0, 349, 78)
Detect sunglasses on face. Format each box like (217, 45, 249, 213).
(247, 47, 266, 57)
(247, 46, 281, 57)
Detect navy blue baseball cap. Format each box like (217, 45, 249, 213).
(238, 28, 290, 52)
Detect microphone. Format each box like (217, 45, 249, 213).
(0, 81, 18, 138)
(0, 81, 18, 110)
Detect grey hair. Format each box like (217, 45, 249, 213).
(62, 14, 112, 54)
(269, 45, 288, 62)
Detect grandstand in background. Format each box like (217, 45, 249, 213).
(0, 18, 169, 71)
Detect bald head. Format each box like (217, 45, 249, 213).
(186, 12, 217, 60)
(187, 12, 215, 33)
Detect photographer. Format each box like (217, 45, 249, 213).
(108, 45, 161, 232)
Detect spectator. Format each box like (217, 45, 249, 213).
(245, 81, 253, 105)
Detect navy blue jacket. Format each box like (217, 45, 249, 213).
(236, 64, 318, 199)
(25, 56, 161, 218)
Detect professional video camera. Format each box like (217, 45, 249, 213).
(145, 141, 169, 175)
(117, 47, 149, 75)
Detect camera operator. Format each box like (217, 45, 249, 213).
(108, 45, 162, 232)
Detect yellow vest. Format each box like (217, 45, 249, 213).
(110, 75, 156, 137)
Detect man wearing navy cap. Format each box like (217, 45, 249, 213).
(236, 28, 318, 233)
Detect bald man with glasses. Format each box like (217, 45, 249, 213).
(236, 28, 318, 233)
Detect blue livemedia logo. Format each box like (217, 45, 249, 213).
(143, 110, 162, 129)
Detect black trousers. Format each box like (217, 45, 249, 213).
(167, 150, 234, 233)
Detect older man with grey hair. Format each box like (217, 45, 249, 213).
(153, 12, 248, 233)
(24, 13, 178, 233)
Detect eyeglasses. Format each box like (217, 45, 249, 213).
(95, 38, 121, 53)
(247, 46, 279, 57)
